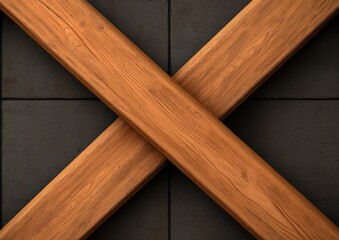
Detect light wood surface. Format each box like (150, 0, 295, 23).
(0, 0, 338, 239)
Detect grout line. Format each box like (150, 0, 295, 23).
(2, 98, 339, 102)
(1, 11, 3, 227)
(168, 0, 172, 75)
(168, 166, 171, 240)
(251, 98, 339, 101)
(167, 0, 171, 239)
(2, 98, 99, 101)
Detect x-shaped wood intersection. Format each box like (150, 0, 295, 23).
(0, 0, 338, 239)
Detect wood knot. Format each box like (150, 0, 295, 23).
(98, 24, 105, 31)
(241, 171, 249, 182)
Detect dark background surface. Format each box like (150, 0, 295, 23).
(1, 1, 338, 239)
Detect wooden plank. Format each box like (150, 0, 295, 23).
(225, 100, 339, 225)
(171, 100, 339, 239)
(0, 0, 338, 239)
(1, 101, 117, 225)
(1, 100, 169, 240)
(253, 15, 339, 99)
(170, 1, 339, 238)
(1, 0, 168, 98)
(169, 0, 250, 74)
(2, 1, 170, 238)
(171, 1, 339, 100)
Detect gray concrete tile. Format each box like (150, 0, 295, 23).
(171, 100, 339, 239)
(170, 1, 339, 98)
(170, 0, 250, 74)
(2, 101, 168, 239)
(2, 101, 115, 224)
(225, 100, 339, 222)
(253, 16, 339, 99)
(89, 168, 169, 240)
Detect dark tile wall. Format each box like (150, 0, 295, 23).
(1, 1, 338, 239)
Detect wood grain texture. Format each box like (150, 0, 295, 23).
(2, 0, 169, 98)
(171, 99, 339, 239)
(0, 0, 338, 239)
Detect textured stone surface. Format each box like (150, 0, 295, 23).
(253, 16, 339, 99)
(170, 0, 250, 74)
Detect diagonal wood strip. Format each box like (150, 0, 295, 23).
(0, 0, 338, 239)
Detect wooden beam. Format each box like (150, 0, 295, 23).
(0, 0, 338, 239)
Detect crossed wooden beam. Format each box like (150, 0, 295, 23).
(0, 0, 338, 239)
